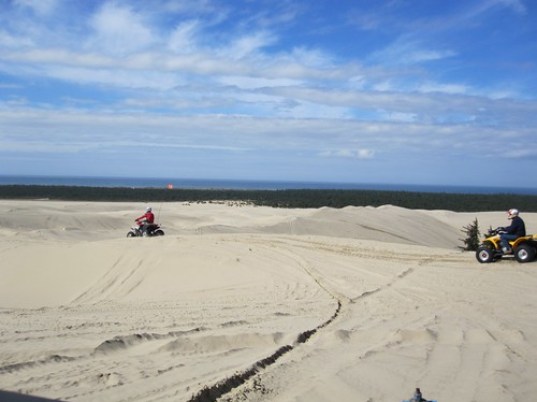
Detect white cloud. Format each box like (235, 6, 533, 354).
(290, 47, 334, 68)
(504, 149, 537, 159)
(1, 102, 535, 167)
(418, 82, 468, 95)
(370, 38, 456, 66)
(167, 20, 201, 53)
(51, 66, 182, 90)
(217, 76, 302, 89)
(357, 148, 375, 159)
(14, 0, 59, 16)
(0, 30, 34, 48)
(499, 0, 527, 14)
(320, 149, 375, 159)
(381, 111, 417, 122)
(87, 3, 155, 54)
(0, 140, 95, 153)
(3, 48, 111, 68)
(0, 82, 22, 89)
(159, 0, 224, 16)
(222, 31, 277, 60)
(472, 0, 527, 16)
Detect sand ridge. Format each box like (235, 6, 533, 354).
(1, 200, 537, 402)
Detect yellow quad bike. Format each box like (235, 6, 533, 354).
(476, 227, 537, 263)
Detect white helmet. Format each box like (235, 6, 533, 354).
(508, 208, 519, 218)
(146, 207, 152, 212)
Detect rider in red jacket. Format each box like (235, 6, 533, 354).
(135, 207, 155, 234)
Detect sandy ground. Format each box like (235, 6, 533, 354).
(1, 200, 537, 402)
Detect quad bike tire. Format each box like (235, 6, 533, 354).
(514, 243, 536, 263)
(154, 229, 165, 236)
(476, 245, 495, 263)
(127, 231, 136, 238)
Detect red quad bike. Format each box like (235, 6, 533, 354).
(127, 223, 165, 238)
(476, 227, 537, 263)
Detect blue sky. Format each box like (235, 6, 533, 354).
(1, 0, 536, 187)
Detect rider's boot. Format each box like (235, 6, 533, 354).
(502, 246, 512, 254)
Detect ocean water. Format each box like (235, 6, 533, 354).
(0, 175, 536, 195)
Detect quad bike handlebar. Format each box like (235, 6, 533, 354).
(485, 226, 506, 237)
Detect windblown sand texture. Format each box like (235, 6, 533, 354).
(1, 200, 537, 402)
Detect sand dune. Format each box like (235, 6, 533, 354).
(1, 200, 537, 402)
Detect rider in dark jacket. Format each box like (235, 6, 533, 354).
(500, 208, 526, 253)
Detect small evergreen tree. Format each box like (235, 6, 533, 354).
(460, 218, 480, 251)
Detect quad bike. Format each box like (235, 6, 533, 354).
(127, 223, 165, 238)
(475, 227, 537, 263)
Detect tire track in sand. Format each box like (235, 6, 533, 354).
(187, 238, 354, 402)
(71, 256, 146, 304)
(188, 236, 436, 401)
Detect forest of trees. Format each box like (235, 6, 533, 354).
(1, 184, 536, 212)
